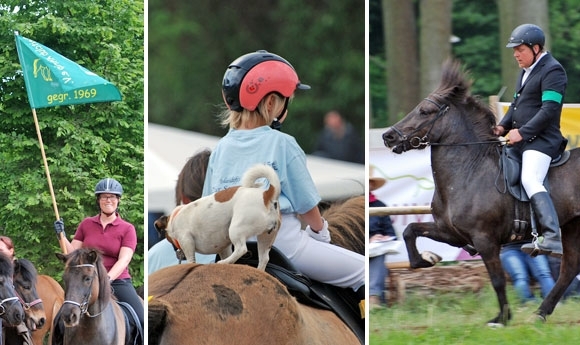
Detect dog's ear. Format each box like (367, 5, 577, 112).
(154, 215, 169, 237)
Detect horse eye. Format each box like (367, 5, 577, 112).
(84, 276, 92, 283)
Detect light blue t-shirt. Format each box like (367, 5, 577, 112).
(203, 126, 320, 214)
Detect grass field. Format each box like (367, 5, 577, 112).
(369, 285, 580, 344)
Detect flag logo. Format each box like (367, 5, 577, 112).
(15, 34, 122, 109)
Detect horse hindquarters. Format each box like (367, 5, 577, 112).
(148, 263, 359, 345)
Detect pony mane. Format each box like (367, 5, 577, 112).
(433, 59, 497, 141)
(0, 253, 14, 276)
(14, 258, 38, 284)
(66, 248, 112, 302)
(321, 195, 365, 255)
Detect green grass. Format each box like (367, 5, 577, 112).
(370, 286, 580, 344)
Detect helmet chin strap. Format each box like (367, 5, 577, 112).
(530, 44, 540, 64)
(270, 98, 289, 131)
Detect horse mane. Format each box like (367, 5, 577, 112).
(65, 248, 112, 303)
(13, 258, 38, 285)
(0, 253, 14, 276)
(433, 59, 498, 141)
(321, 195, 365, 255)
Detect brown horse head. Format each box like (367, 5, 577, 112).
(13, 258, 46, 331)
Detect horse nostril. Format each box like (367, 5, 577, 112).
(38, 317, 46, 328)
(15, 311, 24, 324)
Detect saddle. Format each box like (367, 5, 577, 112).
(117, 301, 143, 345)
(500, 145, 569, 201)
(499, 145, 570, 239)
(221, 242, 365, 345)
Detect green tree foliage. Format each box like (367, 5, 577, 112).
(0, 1, 144, 287)
(148, 0, 364, 152)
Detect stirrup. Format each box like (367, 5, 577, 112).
(520, 242, 544, 257)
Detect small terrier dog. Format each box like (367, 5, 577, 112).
(154, 164, 281, 270)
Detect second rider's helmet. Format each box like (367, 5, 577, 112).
(222, 50, 310, 112)
(94, 178, 123, 197)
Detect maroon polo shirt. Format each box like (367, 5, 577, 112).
(73, 214, 137, 280)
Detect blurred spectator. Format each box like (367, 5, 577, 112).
(369, 174, 398, 310)
(500, 241, 554, 304)
(148, 211, 164, 249)
(148, 148, 215, 274)
(312, 110, 363, 164)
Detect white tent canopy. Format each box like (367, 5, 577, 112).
(147, 123, 365, 214)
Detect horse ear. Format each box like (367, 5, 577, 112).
(55, 253, 67, 263)
(13, 259, 20, 272)
(88, 249, 98, 264)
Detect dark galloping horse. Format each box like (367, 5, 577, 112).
(382, 60, 580, 325)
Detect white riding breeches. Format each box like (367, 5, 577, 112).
(521, 149, 551, 198)
(266, 214, 365, 291)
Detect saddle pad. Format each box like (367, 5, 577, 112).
(117, 301, 143, 345)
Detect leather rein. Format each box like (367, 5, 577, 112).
(389, 97, 502, 150)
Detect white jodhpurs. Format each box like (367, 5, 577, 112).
(521, 149, 551, 198)
(271, 214, 365, 291)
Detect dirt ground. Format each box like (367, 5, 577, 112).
(386, 260, 491, 304)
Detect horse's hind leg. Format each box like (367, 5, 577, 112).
(537, 219, 580, 321)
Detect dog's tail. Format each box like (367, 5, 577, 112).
(241, 164, 281, 199)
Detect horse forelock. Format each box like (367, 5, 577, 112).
(65, 248, 112, 303)
(14, 258, 38, 284)
(0, 253, 14, 276)
(433, 60, 497, 141)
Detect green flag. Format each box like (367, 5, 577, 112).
(15, 33, 122, 109)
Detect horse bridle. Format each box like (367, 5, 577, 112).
(62, 263, 104, 317)
(388, 97, 450, 150)
(388, 97, 503, 149)
(15, 290, 42, 311)
(0, 278, 20, 316)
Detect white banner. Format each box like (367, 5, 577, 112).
(369, 128, 478, 264)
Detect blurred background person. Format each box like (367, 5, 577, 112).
(312, 110, 364, 164)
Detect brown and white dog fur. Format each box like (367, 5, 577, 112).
(154, 164, 281, 270)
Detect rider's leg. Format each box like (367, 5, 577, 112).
(519, 150, 562, 257)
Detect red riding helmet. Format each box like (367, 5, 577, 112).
(222, 50, 310, 112)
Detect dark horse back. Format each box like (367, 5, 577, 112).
(549, 147, 580, 224)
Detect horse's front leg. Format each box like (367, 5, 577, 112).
(475, 247, 511, 326)
(403, 222, 463, 268)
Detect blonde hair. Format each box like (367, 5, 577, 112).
(219, 93, 286, 129)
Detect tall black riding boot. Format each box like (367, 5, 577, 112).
(521, 191, 563, 257)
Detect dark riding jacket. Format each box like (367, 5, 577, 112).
(499, 52, 567, 159)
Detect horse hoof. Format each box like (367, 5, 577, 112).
(421, 251, 442, 265)
(486, 321, 504, 328)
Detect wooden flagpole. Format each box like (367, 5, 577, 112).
(31, 108, 68, 254)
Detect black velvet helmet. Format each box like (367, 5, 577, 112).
(506, 24, 545, 49)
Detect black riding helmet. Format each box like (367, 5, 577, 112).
(222, 50, 310, 112)
(506, 23, 545, 49)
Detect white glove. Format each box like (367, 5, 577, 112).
(305, 218, 331, 243)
